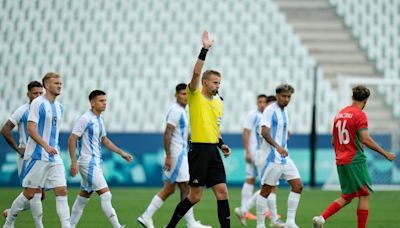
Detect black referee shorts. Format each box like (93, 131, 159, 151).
(188, 143, 226, 188)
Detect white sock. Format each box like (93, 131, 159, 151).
(184, 207, 196, 226)
(100, 192, 121, 228)
(267, 192, 277, 222)
(30, 193, 44, 228)
(256, 194, 268, 226)
(286, 191, 301, 225)
(240, 183, 254, 213)
(143, 195, 164, 218)
(5, 192, 29, 224)
(56, 196, 71, 228)
(242, 189, 260, 214)
(70, 195, 90, 227)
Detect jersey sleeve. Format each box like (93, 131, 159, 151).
(72, 116, 88, 137)
(27, 99, 41, 124)
(357, 112, 368, 131)
(243, 111, 254, 130)
(100, 117, 107, 138)
(166, 107, 180, 128)
(261, 107, 273, 128)
(186, 86, 200, 102)
(8, 106, 25, 126)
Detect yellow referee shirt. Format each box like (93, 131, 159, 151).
(186, 86, 222, 143)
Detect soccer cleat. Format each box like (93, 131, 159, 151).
(283, 223, 299, 228)
(137, 215, 155, 228)
(120, 225, 126, 228)
(234, 207, 247, 226)
(256, 224, 266, 228)
(270, 218, 285, 227)
(245, 211, 257, 220)
(312, 215, 325, 228)
(187, 220, 212, 228)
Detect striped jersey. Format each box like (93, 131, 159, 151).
(24, 96, 64, 163)
(72, 110, 107, 165)
(165, 102, 189, 156)
(243, 109, 263, 158)
(8, 103, 30, 149)
(260, 102, 290, 164)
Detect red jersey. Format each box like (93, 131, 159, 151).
(333, 105, 368, 165)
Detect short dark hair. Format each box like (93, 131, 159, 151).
(266, 95, 277, 103)
(201, 70, 221, 82)
(257, 94, 267, 100)
(352, 85, 370, 101)
(276, 84, 294, 94)
(27, 81, 42, 91)
(176, 83, 187, 93)
(89, 90, 106, 101)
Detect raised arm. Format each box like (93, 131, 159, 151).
(102, 136, 133, 162)
(188, 31, 214, 92)
(68, 134, 79, 177)
(163, 123, 175, 171)
(359, 130, 396, 161)
(1, 120, 21, 154)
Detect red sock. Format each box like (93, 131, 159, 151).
(357, 209, 368, 228)
(321, 202, 342, 220)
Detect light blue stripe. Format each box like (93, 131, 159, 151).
(32, 103, 46, 160)
(255, 114, 262, 151)
(281, 110, 288, 164)
(270, 111, 278, 162)
(23, 159, 37, 179)
(48, 102, 58, 162)
(98, 117, 104, 162)
(22, 110, 29, 142)
(19, 159, 27, 184)
(260, 154, 273, 180)
(87, 121, 95, 192)
(168, 147, 185, 183)
(179, 113, 185, 139)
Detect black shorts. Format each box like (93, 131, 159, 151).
(188, 143, 226, 188)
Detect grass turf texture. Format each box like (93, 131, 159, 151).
(1, 187, 399, 227)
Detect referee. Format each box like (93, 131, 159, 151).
(165, 31, 231, 228)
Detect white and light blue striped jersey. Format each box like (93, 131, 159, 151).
(24, 96, 64, 163)
(165, 102, 189, 157)
(243, 109, 263, 158)
(260, 102, 290, 164)
(72, 110, 107, 166)
(8, 103, 30, 148)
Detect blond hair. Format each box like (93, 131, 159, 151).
(42, 72, 60, 89)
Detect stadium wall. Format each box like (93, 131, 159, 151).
(0, 133, 395, 187)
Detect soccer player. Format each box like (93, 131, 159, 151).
(137, 83, 210, 228)
(235, 95, 282, 226)
(68, 90, 132, 228)
(6, 73, 70, 228)
(1, 81, 43, 226)
(312, 85, 396, 228)
(165, 31, 231, 228)
(256, 84, 301, 228)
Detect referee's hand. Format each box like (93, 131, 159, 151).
(221, 144, 231, 158)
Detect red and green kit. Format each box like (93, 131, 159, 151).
(332, 105, 373, 200)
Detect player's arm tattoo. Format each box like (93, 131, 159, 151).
(1, 120, 19, 152)
(164, 124, 175, 157)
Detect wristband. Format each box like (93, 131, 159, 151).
(198, 48, 208, 60)
(217, 138, 224, 149)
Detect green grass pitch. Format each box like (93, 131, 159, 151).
(1, 187, 399, 227)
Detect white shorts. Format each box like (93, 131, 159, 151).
(17, 156, 24, 184)
(22, 159, 66, 189)
(260, 158, 300, 186)
(79, 162, 108, 192)
(245, 162, 258, 179)
(163, 154, 189, 183)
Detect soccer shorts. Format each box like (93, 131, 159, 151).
(163, 150, 189, 183)
(22, 159, 66, 189)
(245, 162, 258, 179)
(17, 155, 24, 184)
(337, 162, 373, 200)
(79, 162, 108, 193)
(260, 158, 300, 186)
(189, 143, 226, 188)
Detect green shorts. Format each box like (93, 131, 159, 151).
(337, 162, 373, 199)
